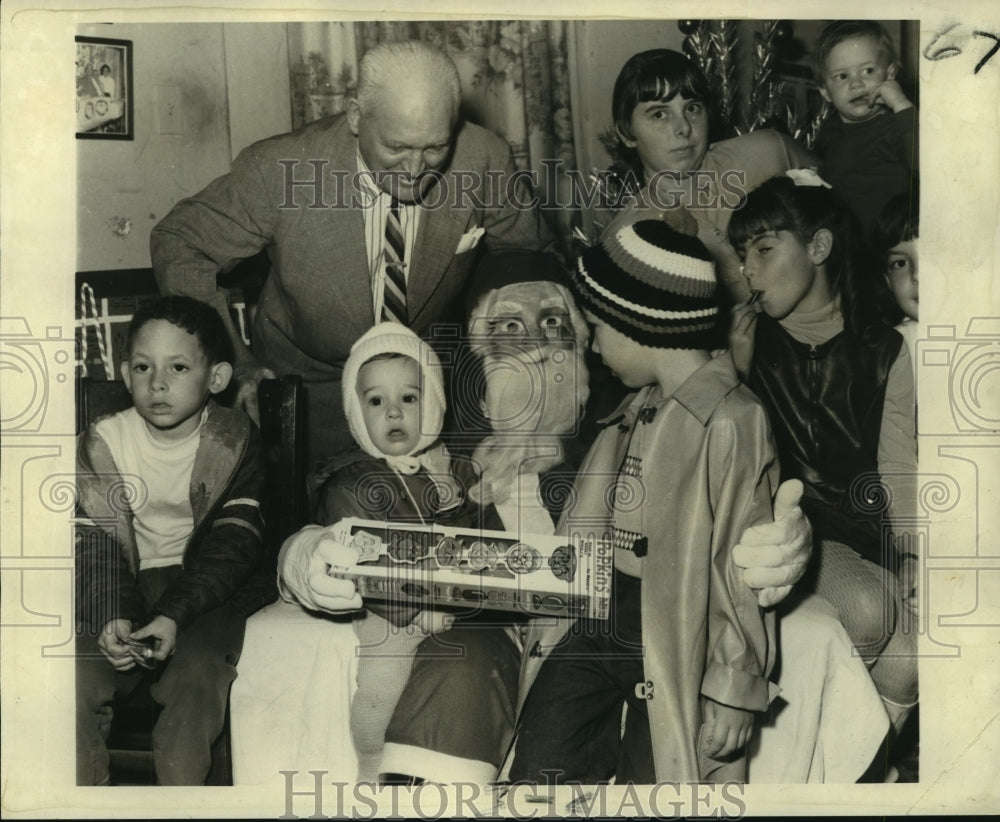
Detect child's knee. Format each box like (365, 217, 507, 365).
(816, 543, 901, 656)
(75, 656, 117, 712)
(842, 576, 899, 659)
(152, 652, 236, 710)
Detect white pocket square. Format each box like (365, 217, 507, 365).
(455, 226, 485, 255)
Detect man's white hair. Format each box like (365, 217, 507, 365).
(356, 40, 462, 118)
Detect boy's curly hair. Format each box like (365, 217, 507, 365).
(126, 295, 234, 366)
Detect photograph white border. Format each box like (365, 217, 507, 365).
(2, 0, 999, 817)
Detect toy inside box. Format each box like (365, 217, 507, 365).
(325, 517, 612, 620)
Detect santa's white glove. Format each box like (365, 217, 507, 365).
(733, 479, 812, 608)
(278, 524, 363, 612)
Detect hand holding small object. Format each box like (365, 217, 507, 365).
(728, 297, 759, 380)
(128, 614, 178, 662)
(125, 636, 157, 669)
(98, 619, 141, 671)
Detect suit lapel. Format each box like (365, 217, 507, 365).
(408, 176, 468, 324)
(324, 126, 375, 328)
(310, 118, 472, 329)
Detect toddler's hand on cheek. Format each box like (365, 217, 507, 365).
(868, 79, 913, 113)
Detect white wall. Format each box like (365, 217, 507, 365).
(224, 24, 292, 160)
(77, 22, 231, 271)
(76, 22, 291, 273)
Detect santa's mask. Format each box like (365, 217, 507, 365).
(468, 277, 590, 436)
(464, 254, 591, 508)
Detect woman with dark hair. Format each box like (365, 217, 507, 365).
(604, 49, 815, 302)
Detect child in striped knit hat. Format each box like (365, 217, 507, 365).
(510, 218, 780, 784)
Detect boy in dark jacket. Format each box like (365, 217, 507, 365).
(75, 296, 275, 785)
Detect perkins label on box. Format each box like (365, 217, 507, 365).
(325, 517, 612, 620)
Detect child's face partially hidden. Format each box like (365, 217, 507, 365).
(885, 238, 919, 321)
(357, 356, 423, 457)
(121, 319, 231, 442)
(583, 310, 655, 389)
(820, 35, 894, 123)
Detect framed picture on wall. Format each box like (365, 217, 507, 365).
(75, 35, 133, 139)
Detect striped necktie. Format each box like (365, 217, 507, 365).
(382, 197, 407, 324)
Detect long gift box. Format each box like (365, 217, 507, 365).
(324, 517, 613, 620)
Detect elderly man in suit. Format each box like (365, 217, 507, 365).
(152, 40, 553, 466)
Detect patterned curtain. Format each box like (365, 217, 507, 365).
(286, 20, 579, 247)
(287, 22, 360, 127)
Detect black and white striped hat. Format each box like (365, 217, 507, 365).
(571, 219, 722, 350)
